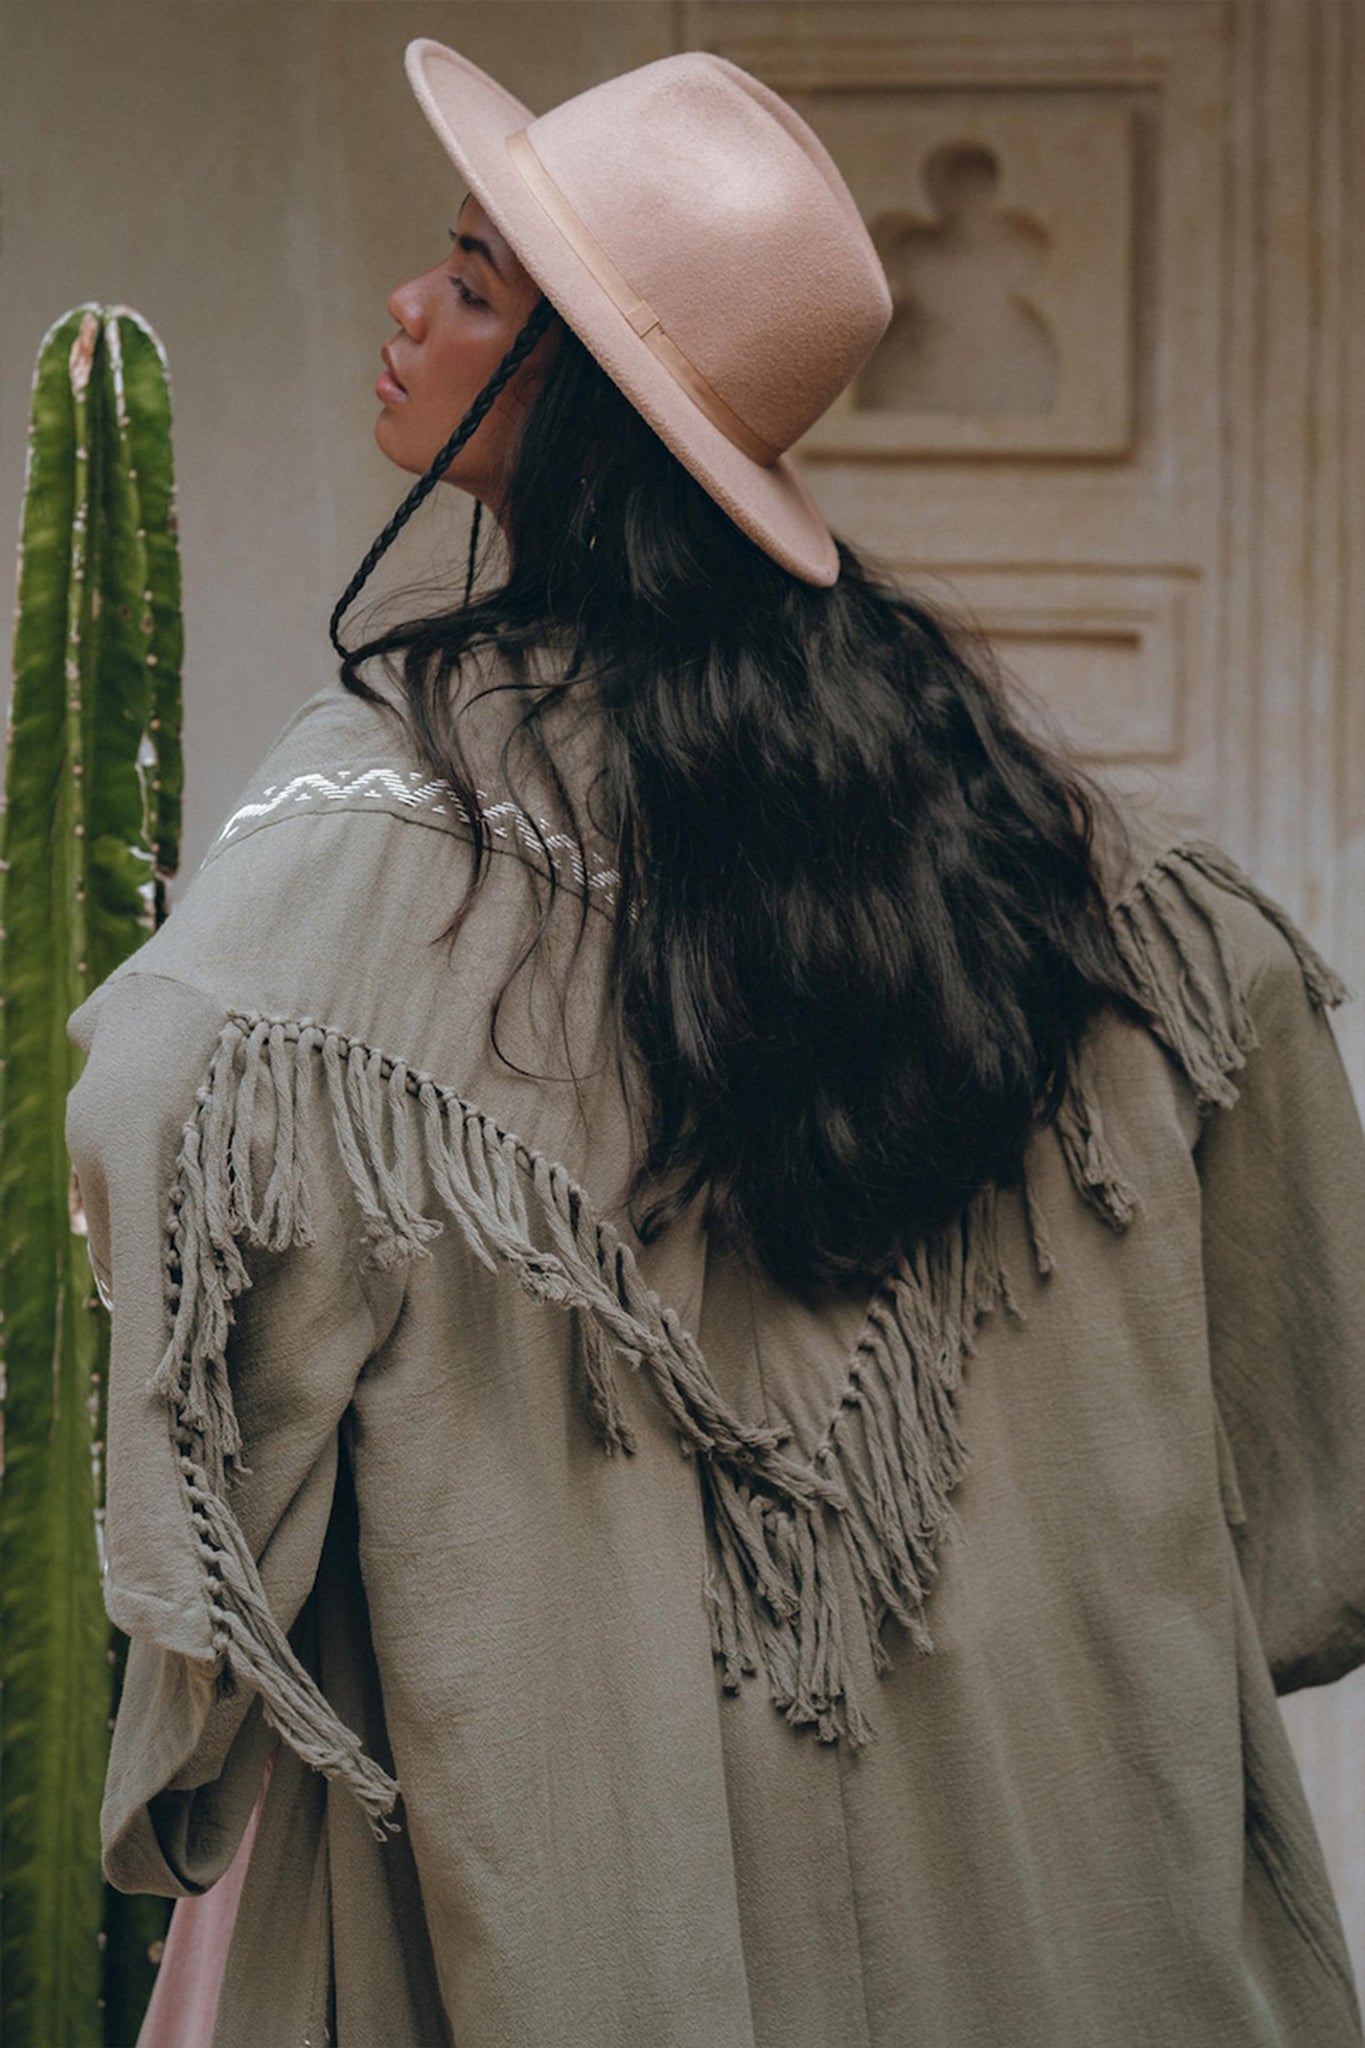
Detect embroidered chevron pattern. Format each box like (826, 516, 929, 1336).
(215, 765, 621, 901)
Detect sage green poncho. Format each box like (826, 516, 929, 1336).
(66, 671, 1365, 2046)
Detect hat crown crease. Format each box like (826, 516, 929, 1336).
(520, 58, 889, 452)
(505, 127, 784, 468)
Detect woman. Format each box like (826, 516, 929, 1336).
(68, 39, 1365, 2048)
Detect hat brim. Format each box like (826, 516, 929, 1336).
(403, 38, 840, 587)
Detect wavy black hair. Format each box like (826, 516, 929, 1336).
(334, 298, 1141, 1295)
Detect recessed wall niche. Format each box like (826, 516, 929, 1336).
(919, 568, 1191, 767)
(794, 94, 1135, 458)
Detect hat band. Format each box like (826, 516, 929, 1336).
(504, 127, 782, 468)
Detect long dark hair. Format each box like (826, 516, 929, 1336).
(335, 302, 1140, 1294)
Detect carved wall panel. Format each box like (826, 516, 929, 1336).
(797, 97, 1134, 458)
(922, 567, 1189, 769)
(696, 2, 1225, 847)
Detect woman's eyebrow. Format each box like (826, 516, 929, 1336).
(454, 231, 504, 281)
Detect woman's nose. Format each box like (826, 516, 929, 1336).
(386, 274, 428, 337)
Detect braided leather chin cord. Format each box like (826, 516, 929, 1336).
(329, 293, 557, 662)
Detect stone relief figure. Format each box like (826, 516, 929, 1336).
(857, 143, 1060, 415)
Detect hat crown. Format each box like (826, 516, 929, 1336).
(519, 54, 891, 456)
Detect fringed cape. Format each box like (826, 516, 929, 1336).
(65, 682, 1365, 2048)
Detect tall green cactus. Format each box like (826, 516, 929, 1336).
(1, 306, 184, 2046)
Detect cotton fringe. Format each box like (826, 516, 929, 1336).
(154, 1018, 402, 1837)
(151, 843, 1350, 1796)
(1020, 839, 1350, 1267)
(1107, 840, 1347, 1110)
(704, 1183, 1019, 1746)
(154, 1012, 864, 1797)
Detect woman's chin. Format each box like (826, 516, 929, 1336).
(371, 415, 483, 496)
(372, 413, 414, 471)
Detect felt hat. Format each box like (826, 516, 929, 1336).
(403, 39, 893, 586)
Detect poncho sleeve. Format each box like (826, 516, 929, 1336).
(1191, 895, 1365, 1693)
(66, 968, 405, 1896)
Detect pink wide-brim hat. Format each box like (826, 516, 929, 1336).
(403, 40, 893, 586)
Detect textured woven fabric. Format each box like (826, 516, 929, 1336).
(67, 673, 1365, 2047)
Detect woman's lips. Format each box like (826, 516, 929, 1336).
(376, 368, 407, 403)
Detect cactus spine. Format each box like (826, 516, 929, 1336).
(1, 306, 184, 2046)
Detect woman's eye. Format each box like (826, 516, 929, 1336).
(446, 228, 485, 307)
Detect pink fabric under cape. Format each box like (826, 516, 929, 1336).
(136, 1754, 274, 2048)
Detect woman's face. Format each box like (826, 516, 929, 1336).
(374, 193, 559, 515)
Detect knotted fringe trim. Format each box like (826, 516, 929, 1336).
(1108, 840, 1347, 1112)
(1021, 839, 1351, 1271)
(153, 1013, 870, 1797)
(1053, 1039, 1140, 1235)
(704, 1184, 1017, 1744)
(148, 843, 1350, 1784)
(155, 1018, 401, 1837)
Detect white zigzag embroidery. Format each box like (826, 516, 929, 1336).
(214, 765, 621, 901)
